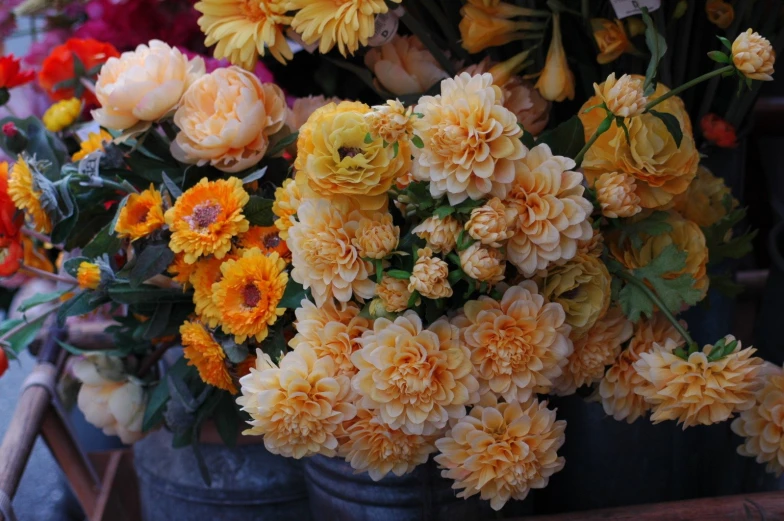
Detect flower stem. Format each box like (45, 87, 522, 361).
(20, 266, 76, 285)
(21, 227, 59, 247)
(574, 114, 612, 166)
(645, 65, 735, 112)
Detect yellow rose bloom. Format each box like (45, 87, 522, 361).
(164, 177, 250, 264)
(180, 320, 237, 394)
(8, 157, 52, 234)
(114, 184, 165, 241)
(271, 178, 301, 240)
(458, 243, 506, 285)
(672, 166, 737, 228)
(42, 98, 82, 132)
(591, 18, 634, 64)
(72, 130, 113, 162)
(76, 261, 102, 290)
(535, 13, 574, 102)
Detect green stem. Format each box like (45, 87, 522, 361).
(645, 65, 734, 112)
(573, 114, 612, 166)
(20, 266, 75, 285)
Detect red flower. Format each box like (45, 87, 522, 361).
(0, 348, 8, 378)
(0, 54, 35, 89)
(701, 113, 737, 148)
(38, 38, 119, 105)
(0, 162, 23, 277)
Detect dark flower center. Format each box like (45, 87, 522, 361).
(338, 147, 362, 160)
(263, 232, 281, 248)
(187, 202, 222, 230)
(243, 283, 261, 308)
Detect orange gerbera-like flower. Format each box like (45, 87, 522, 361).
(700, 113, 737, 148)
(212, 248, 288, 343)
(114, 184, 165, 242)
(351, 312, 479, 436)
(76, 262, 102, 290)
(237, 346, 357, 458)
(72, 130, 112, 162)
(164, 177, 250, 264)
(190, 255, 225, 327)
(0, 54, 35, 89)
(167, 252, 197, 289)
(8, 158, 52, 234)
(435, 395, 566, 511)
(452, 281, 572, 402)
(39, 38, 119, 105)
(180, 320, 237, 394)
(234, 226, 290, 262)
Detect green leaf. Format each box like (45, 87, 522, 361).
(108, 194, 130, 237)
(17, 290, 68, 313)
(648, 110, 683, 148)
(520, 128, 536, 149)
(641, 7, 668, 95)
(364, 132, 373, 144)
(83, 221, 123, 258)
(161, 172, 182, 199)
(279, 279, 306, 309)
(241, 166, 267, 185)
(244, 196, 275, 226)
(702, 203, 756, 266)
(57, 292, 110, 326)
(717, 35, 732, 51)
(63, 256, 89, 278)
(0, 117, 66, 180)
(433, 206, 455, 219)
(634, 244, 701, 312)
(223, 339, 249, 364)
(411, 135, 424, 149)
(107, 284, 193, 305)
(0, 314, 49, 354)
(392, 141, 399, 158)
(267, 131, 299, 157)
(707, 51, 732, 64)
(386, 269, 412, 280)
(619, 211, 672, 249)
(618, 281, 654, 322)
(536, 116, 585, 159)
(143, 358, 189, 432)
(211, 392, 240, 448)
(129, 244, 175, 287)
(142, 302, 173, 340)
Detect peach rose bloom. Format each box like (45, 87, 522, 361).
(286, 95, 340, 131)
(172, 66, 287, 173)
(364, 35, 448, 96)
(93, 40, 206, 131)
(595, 171, 642, 219)
(412, 215, 461, 254)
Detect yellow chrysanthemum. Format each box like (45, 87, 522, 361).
(167, 253, 197, 289)
(287, 0, 402, 57)
(72, 130, 112, 162)
(195, 0, 293, 69)
(272, 178, 301, 240)
(76, 262, 101, 290)
(42, 98, 82, 132)
(164, 177, 249, 264)
(114, 184, 165, 241)
(672, 166, 737, 228)
(180, 320, 237, 394)
(212, 248, 288, 343)
(8, 158, 52, 234)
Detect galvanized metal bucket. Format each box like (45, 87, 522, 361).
(134, 428, 311, 521)
(304, 454, 493, 521)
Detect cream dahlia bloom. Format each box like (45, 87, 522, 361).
(339, 408, 436, 481)
(408, 247, 453, 299)
(366, 100, 416, 144)
(351, 312, 479, 435)
(732, 29, 776, 81)
(435, 396, 566, 511)
(412, 215, 461, 254)
(458, 243, 506, 285)
(553, 307, 632, 396)
(377, 275, 414, 313)
(465, 197, 515, 248)
(577, 228, 604, 257)
(597, 313, 683, 423)
(93, 40, 205, 131)
(352, 212, 399, 260)
(286, 95, 341, 131)
(288, 198, 375, 306)
(595, 171, 642, 219)
(171, 66, 287, 173)
(452, 281, 572, 402)
(634, 336, 764, 428)
(364, 35, 448, 96)
(504, 144, 593, 277)
(413, 73, 527, 204)
(237, 347, 356, 458)
(593, 73, 647, 118)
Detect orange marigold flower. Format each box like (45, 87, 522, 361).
(20, 236, 52, 274)
(9, 158, 52, 234)
(72, 130, 112, 162)
(700, 113, 737, 148)
(39, 38, 119, 105)
(234, 225, 291, 262)
(180, 320, 237, 394)
(76, 262, 102, 290)
(190, 255, 225, 328)
(167, 252, 197, 289)
(0, 54, 34, 89)
(114, 184, 165, 242)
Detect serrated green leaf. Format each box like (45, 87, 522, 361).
(619, 211, 672, 248)
(649, 110, 683, 148)
(618, 281, 654, 322)
(433, 206, 455, 219)
(710, 273, 745, 297)
(633, 244, 702, 312)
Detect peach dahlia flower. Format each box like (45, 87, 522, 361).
(732, 29, 775, 81)
(364, 35, 448, 96)
(595, 171, 642, 219)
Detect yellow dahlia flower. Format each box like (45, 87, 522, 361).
(339, 408, 436, 481)
(412, 215, 461, 254)
(237, 346, 357, 458)
(452, 281, 572, 402)
(593, 73, 647, 118)
(553, 307, 632, 396)
(413, 73, 526, 204)
(164, 177, 250, 264)
(180, 320, 237, 394)
(190, 255, 226, 328)
(580, 77, 699, 209)
(634, 336, 764, 428)
(295, 101, 409, 211)
(364, 35, 448, 96)
(366, 99, 416, 144)
(212, 248, 288, 343)
(351, 312, 479, 435)
(408, 247, 452, 300)
(465, 197, 515, 248)
(535, 13, 575, 102)
(288, 198, 375, 306)
(42, 98, 81, 132)
(76, 262, 102, 290)
(196, 0, 292, 69)
(597, 313, 684, 423)
(167, 252, 197, 289)
(503, 144, 593, 277)
(458, 243, 506, 285)
(172, 67, 287, 173)
(352, 212, 399, 260)
(286, 95, 341, 131)
(9, 158, 52, 234)
(72, 130, 112, 162)
(114, 184, 165, 241)
(376, 276, 414, 313)
(591, 18, 634, 64)
(595, 171, 642, 219)
(435, 396, 566, 511)
(672, 166, 737, 228)
(272, 178, 301, 240)
(732, 29, 775, 81)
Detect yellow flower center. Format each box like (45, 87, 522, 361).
(187, 202, 222, 230)
(242, 283, 262, 308)
(240, 0, 267, 22)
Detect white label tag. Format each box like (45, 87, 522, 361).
(77, 151, 103, 179)
(367, 9, 401, 47)
(286, 28, 319, 54)
(609, 0, 661, 18)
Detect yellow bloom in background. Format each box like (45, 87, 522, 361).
(364, 35, 448, 96)
(180, 320, 237, 394)
(595, 172, 642, 219)
(237, 346, 357, 458)
(412, 215, 461, 254)
(351, 312, 479, 435)
(196, 0, 292, 68)
(413, 73, 526, 204)
(459, 1, 547, 54)
(597, 313, 684, 423)
(114, 184, 165, 241)
(352, 212, 399, 260)
(21, 236, 54, 274)
(634, 336, 764, 428)
(593, 73, 647, 118)
(672, 166, 737, 228)
(167, 252, 197, 289)
(376, 275, 414, 313)
(706, 0, 734, 30)
(339, 408, 436, 481)
(165, 177, 250, 264)
(458, 243, 506, 285)
(535, 13, 574, 102)
(190, 256, 226, 328)
(503, 144, 593, 277)
(465, 197, 514, 248)
(553, 307, 633, 396)
(271, 178, 301, 240)
(732, 29, 776, 81)
(287, 0, 401, 57)
(435, 396, 566, 511)
(580, 77, 699, 209)
(72, 130, 112, 162)
(76, 261, 102, 290)
(408, 247, 453, 300)
(365, 99, 416, 144)
(452, 281, 572, 402)
(212, 248, 288, 343)
(9, 158, 52, 234)
(591, 18, 634, 64)
(42, 98, 81, 132)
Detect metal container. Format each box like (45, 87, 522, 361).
(134, 429, 311, 521)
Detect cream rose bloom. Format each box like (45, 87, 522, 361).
(73, 354, 147, 444)
(171, 66, 287, 173)
(459, 243, 506, 285)
(593, 73, 647, 118)
(377, 276, 414, 313)
(408, 247, 453, 299)
(732, 29, 775, 81)
(595, 171, 642, 219)
(364, 35, 448, 96)
(352, 212, 399, 259)
(412, 215, 461, 254)
(286, 95, 341, 131)
(93, 40, 205, 131)
(465, 197, 515, 248)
